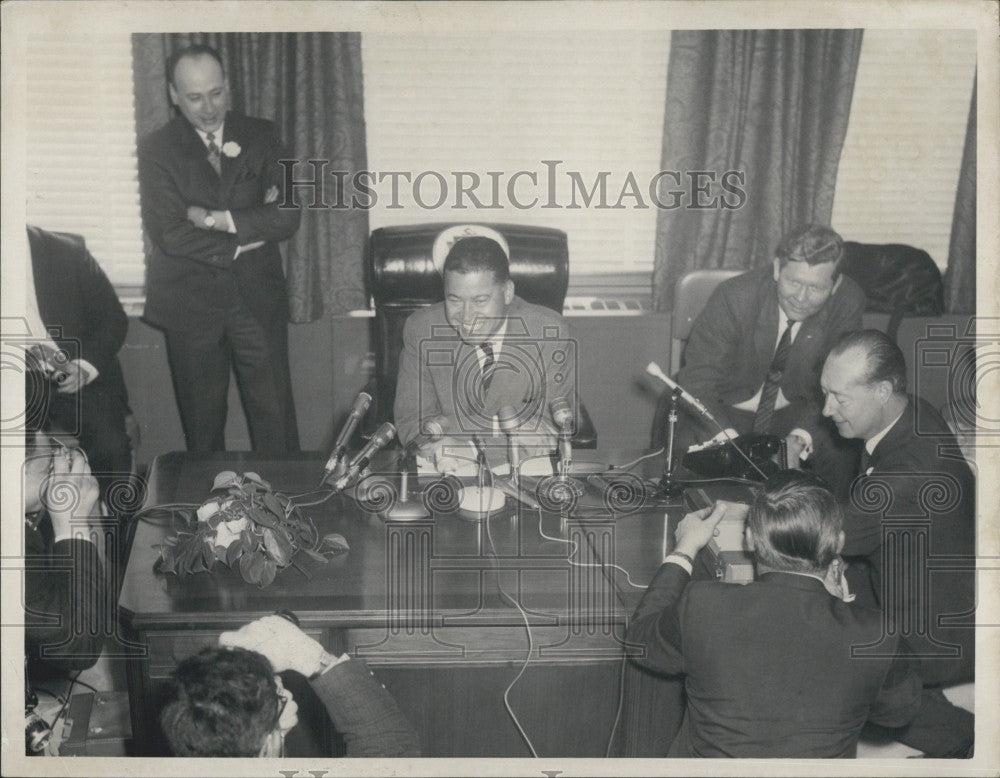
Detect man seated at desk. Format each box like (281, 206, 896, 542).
(662, 224, 865, 497)
(627, 472, 921, 758)
(160, 615, 420, 757)
(394, 229, 577, 473)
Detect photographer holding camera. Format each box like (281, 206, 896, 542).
(23, 434, 106, 673)
(627, 471, 921, 758)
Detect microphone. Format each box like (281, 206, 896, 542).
(405, 415, 449, 456)
(645, 362, 717, 422)
(324, 392, 372, 477)
(497, 406, 521, 481)
(334, 422, 396, 490)
(550, 398, 574, 479)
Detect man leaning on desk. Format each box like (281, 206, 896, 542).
(627, 472, 921, 758)
(394, 227, 577, 472)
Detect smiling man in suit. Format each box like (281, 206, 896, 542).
(394, 232, 577, 471)
(669, 224, 865, 496)
(138, 44, 301, 453)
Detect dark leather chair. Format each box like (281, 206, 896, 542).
(367, 222, 596, 447)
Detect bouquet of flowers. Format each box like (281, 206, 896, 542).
(155, 471, 348, 588)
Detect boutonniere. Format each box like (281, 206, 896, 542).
(221, 141, 242, 158)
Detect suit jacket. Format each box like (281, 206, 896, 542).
(627, 563, 921, 758)
(678, 265, 866, 433)
(24, 517, 105, 672)
(137, 111, 301, 332)
(27, 226, 129, 406)
(310, 657, 421, 757)
(393, 296, 577, 447)
(842, 395, 976, 685)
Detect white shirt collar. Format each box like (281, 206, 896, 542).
(865, 407, 906, 455)
(194, 123, 225, 148)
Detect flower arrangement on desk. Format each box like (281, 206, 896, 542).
(155, 471, 348, 588)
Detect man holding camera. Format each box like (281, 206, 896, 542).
(627, 472, 921, 758)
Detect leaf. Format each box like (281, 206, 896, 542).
(238, 550, 258, 583)
(319, 533, 350, 557)
(201, 541, 216, 569)
(213, 544, 227, 562)
(258, 557, 277, 588)
(226, 538, 245, 567)
(262, 492, 284, 520)
(212, 471, 239, 491)
(249, 505, 277, 529)
(301, 548, 328, 564)
(263, 526, 295, 567)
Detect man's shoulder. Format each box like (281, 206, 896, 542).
(402, 303, 449, 335)
(138, 116, 187, 156)
(28, 225, 86, 261)
(830, 272, 866, 309)
(507, 296, 567, 330)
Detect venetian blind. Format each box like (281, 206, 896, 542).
(832, 29, 977, 270)
(362, 32, 671, 283)
(26, 34, 144, 290)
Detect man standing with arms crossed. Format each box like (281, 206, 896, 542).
(138, 44, 301, 452)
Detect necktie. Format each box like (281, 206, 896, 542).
(206, 132, 222, 175)
(479, 343, 496, 396)
(752, 321, 794, 434)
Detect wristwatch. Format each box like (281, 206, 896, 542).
(203, 212, 216, 228)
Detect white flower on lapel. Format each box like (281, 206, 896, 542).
(221, 141, 242, 158)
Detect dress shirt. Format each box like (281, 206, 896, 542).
(733, 309, 801, 413)
(862, 408, 906, 473)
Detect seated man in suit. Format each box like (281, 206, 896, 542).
(23, 433, 106, 674)
(160, 615, 420, 757)
(394, 232, 577, 472)
(627, 472, 921, 758)
(817, 329, 975, 757)
(26, 225, 134, 514)
(662, 224, 865, 497)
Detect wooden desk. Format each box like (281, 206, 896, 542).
(119, 451, 680, 756)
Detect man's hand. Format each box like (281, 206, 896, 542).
(186, 204, 209, 228)
(784, 434, 807, 469)
(673, 501, 737, 559)
(219, 615, 337, 677)
(53, 361, 89, 394)
(46, 448, 101, 537)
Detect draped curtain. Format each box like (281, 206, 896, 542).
(652, 30, 863, 311)
(944, 76, 976, 314)
(132, 33, 368, 321)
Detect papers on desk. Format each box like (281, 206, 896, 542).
(415, 450, 557, 478)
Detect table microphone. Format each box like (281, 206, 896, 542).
(645, 362, 717, 422)
(333, 422, 396, 490)
(324, 391, 372, 480)
(497, 405, 521, 482)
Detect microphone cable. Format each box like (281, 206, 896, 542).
(478, 449, 540, 758)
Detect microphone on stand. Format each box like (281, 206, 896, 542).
(459, 434, 505, 520)
(323, 392, 372, 481)
(333, 422, 396, 491)
(645, 363, 717, 422)
(497, 406, 521, 484)
(550, 397, 574, 480)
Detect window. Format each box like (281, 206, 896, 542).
(362, 32, 671, 287)
(26, 34, 144, 291)
(832, 29, 976, 269)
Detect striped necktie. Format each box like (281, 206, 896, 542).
(479, 343, 496, 395)
(206, 132, 222, 175)
(752, 321, 794, 434)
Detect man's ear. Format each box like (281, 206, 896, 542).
(836, 530, 845, 555)
(168, 83, 179, 106)
(744, 525, 755, 552)
(772, 257, 781, 283)
(503, 279, 515, 305)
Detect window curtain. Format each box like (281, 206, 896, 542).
(944, 76, 976, 314)
(651, 30, 863, 311)
(131, 33, 368, 321)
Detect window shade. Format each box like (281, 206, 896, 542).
(832, 29, 976, 270)
(362, 32, 671, 281)
(26, 35, 144, 289)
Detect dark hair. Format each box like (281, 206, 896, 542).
(748, 471, 843, 574)
(829, 329, 907, 394)
(159, 647, 280, 757)
(167, 44, 226, 86)
(442, 236, 510, 282)
(775, 224, 844, 275)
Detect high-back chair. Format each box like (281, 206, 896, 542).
(669, 269, 744, 376)
(367, 223, 596, 447)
